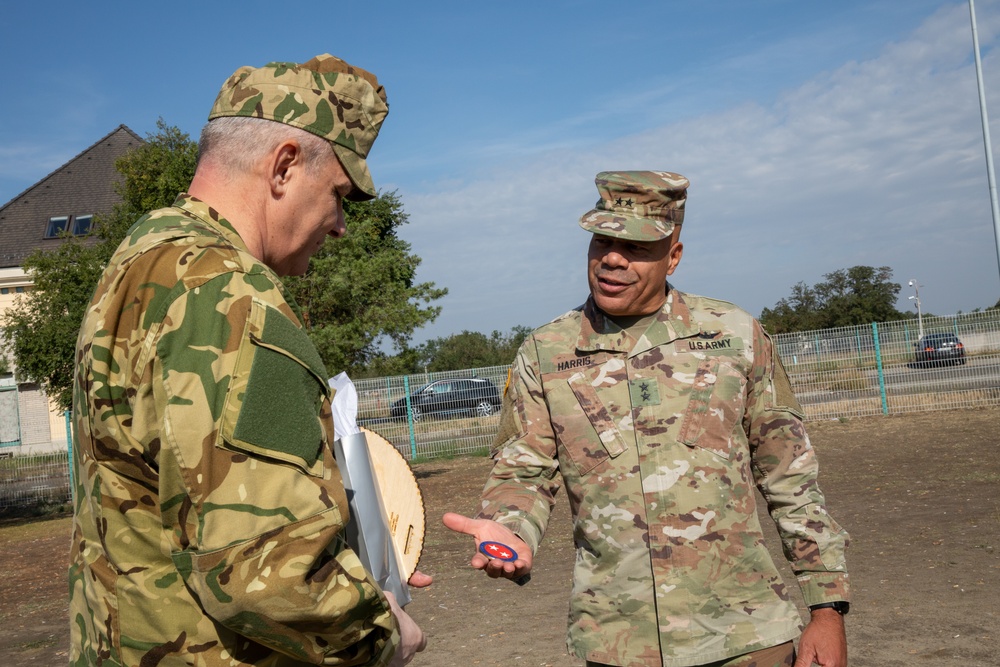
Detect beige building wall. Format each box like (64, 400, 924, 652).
(47, 396, 69, 447)
(0, 266, 31, 316)
(2, 267, 67, 451)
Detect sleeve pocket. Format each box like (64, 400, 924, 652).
(219, 298, 331, 476)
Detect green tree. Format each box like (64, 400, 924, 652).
(3, 119, 196, 409)
(420, 326, 531, 372)
(278, 191, 447, 376)
(761, 265, 906, 334)
(758, 281, 825, 334)
(4, 120, 445, 406)
(2, 242, 106, 406)
(355, 346, 426, 379)
(96, 119, 199, 246)
(815, 266, 904, 327)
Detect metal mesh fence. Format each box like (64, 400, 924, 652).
(774, 311, 1000, 420)
(2, 311, 998, 509)
(353, 365, 511, 461)
(0, 448, 71, 510)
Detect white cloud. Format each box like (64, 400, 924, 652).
(0, 144, 79, 194)
(403, 3, 1000, 342)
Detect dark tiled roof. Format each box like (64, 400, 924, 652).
(0, 125, 144, 269)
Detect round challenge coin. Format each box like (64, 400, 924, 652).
(478, 541, 518, 562)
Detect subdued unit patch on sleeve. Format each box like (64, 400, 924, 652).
(771, 347, 804, 417)
(490, 372, 522, 456)
(228, 303, 331, 471)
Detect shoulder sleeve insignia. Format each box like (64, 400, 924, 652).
(771, 350, 804, 416)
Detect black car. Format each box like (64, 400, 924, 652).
(390, 378, 502, 421)
(915, 332, 966, 365)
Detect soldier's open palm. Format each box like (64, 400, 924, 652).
(442, 513, 533, 582)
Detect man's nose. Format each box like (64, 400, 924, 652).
(602, 249, 628, 268)
(328, 210, 346, 238)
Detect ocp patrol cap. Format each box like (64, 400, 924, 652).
(208, 54, 389, 201)
(578, 171, 689, 241)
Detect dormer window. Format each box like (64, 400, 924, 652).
(44, 214, 93, 238)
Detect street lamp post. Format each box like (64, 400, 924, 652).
(908, 279, 924, 339)
(969, 0, 1000, 286)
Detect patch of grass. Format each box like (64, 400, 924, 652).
(0, 500, 72, 523)
(17, 599, 61, 615)
(0, 451, 69, 473)
(15, 637, 58, 651)
(803, 387, 1000, 421)
(803, 396, 883, 420)
(411, 447, 489, 465)
(822, 369, 871, 392)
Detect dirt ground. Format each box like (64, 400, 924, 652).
(2, 407, 998, 666)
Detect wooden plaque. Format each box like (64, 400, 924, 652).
(360, 427, 425, 580)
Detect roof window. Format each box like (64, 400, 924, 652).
(72, 215, 93, 235)
(45, 214, 94, 238)
(44, 216, 69, 238)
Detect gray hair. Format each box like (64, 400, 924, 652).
(198, 116, 336, 176)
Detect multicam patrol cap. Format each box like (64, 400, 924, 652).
(208, 54, 389, 201)
(578, 171, 689, 241)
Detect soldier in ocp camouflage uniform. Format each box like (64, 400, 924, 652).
(70, 54, 427, 667)
(444, 172, 850, 667)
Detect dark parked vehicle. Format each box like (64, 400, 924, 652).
(390, 378, 502, 421)
(914, 332, 966, 365)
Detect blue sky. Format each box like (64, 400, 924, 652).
(3, 1, 1000, 344)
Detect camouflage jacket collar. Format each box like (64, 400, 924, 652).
(576, 287, 703, 355)
(155, 195, 307, 326)
(171, 194, 249, 252)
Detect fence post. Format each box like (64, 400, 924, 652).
(872, 323, 889, 415)
(65, 409, 75, 505)
(403, 376, 417, 459)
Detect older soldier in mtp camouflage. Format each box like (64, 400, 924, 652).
(70, 54, 427, 667)
(444, 172, 850, 667)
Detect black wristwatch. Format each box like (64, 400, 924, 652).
(809, 601, 850, 615)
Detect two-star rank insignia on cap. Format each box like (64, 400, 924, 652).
(478, 541, 518, 562)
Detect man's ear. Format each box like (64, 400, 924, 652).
(268, 140, 303, 196)
(663, 226, 683, 276)
(665, 240, 683, 276)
